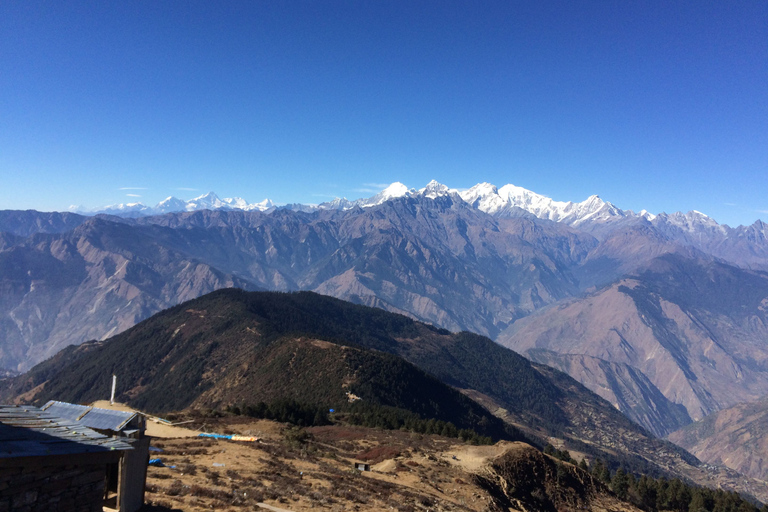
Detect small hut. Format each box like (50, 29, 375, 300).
(41, 401, 151, 512)
(354, 462, 371, 471)
(0, 404, 133, 512)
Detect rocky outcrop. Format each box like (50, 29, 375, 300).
(476, 444, 638, 512)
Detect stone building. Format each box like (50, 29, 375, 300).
(40, 401, 151, 512)
(0, 404, 133, 512)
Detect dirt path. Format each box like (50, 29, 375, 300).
(441, 440, 524, 471)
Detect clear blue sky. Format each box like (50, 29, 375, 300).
(0, 1, 766, 226)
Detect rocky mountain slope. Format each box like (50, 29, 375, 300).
(4, 293, 520, 443)
(0, 210, 87, 237)
(499, 253, 768, 437)
(0, 217, 256, 372)
(0, 196, 597, 372)
(668, 396, 768, 482)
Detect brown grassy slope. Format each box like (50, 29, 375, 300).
(142, 416, 639, 512)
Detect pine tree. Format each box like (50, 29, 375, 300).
(611, 468, 630, 501)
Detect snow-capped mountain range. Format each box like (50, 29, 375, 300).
(73, 180, 732, 234)
(71, 192, 276, 218)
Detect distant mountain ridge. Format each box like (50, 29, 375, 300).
(3, 183, 768, 442)
(70, 191, 276, 218)
(68, 181, 768, 274)
(70, 179, 763, 229)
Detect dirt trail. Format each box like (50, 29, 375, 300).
(441, 440, 525, 472)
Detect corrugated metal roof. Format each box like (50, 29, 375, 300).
(40, 401, 91, 422)
(0, 404, 132, 459)
(42, 400, 137, 432)
(78, 408, 135, 431)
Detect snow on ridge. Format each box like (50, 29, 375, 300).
(361, 182, 412, 206)
(72, 180, 724, 234)
(457, 182, 627, 226)
(78, 192, 275, 216)
(656, 210, 727, 234)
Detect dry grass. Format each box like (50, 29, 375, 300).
(355, 445, 401, 463)
(143, 417, 499, 511)
(142, 417, 641, 512)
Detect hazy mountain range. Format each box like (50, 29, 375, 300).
(4, 180, 768, 481)
(72, 179, 757, 224)
(70, 180, 768, 272)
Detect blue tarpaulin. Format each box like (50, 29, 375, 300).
(198, 432, 232, 440)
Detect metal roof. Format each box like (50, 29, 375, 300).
(0, 404, 132, 459)
(39, 401, 91, 422)
(42, 401, 137, 432)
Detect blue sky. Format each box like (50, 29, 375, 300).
(0, 1, 766, 226)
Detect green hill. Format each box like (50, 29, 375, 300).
(4, 289, 716, 484)
(2, 290, 524, 442)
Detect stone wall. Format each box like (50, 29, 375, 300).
(0, 462, 107, 512)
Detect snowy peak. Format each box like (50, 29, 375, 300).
(86, 201, 153, 218)
(362, 182, 411, 206)
(419, 180, 453, 199)
(460, 182, 498, 202)
(78, 192, 275, 217)
(72, 180, 728, 237)
(188, 192, 226, 210)
(655, 210, 727, 235)
(318, 182, 414, 210)
(155, 197, 188, 214)
(380, 182, 410, 199)
(457, 182, 627, 227)
(317, 197, 355, 210)
(222, 196, 249, 209)
(251, 198, 275, 211)
(221, 197, 274, 211)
